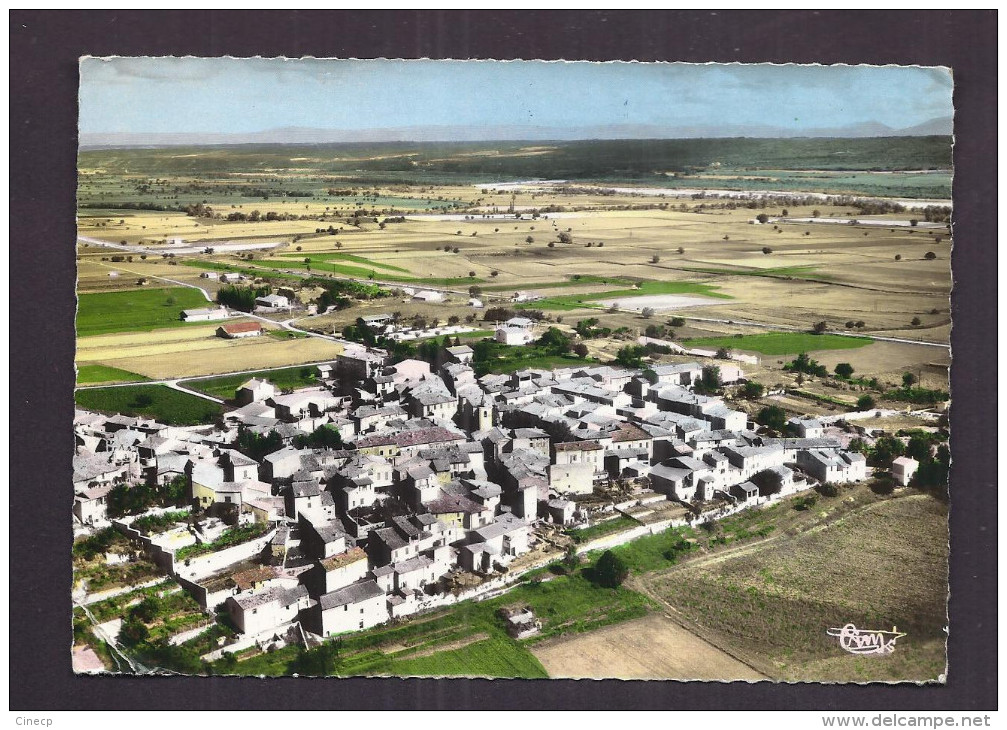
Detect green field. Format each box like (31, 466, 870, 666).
(481, 275, 635, 292)
(388, 636, 549, 678)
(184, 365, 321, 400)
(280, 252, 410, 273)
(250, 257, 483, 286)
(76, 364, 148, 385)
(683, 332, 871, 356)
(518, 280, 730, 311)
(77, 287, 209, 337)
(217, 553, 654, 678)
(74, 385, 223, 425)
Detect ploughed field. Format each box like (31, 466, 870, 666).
(638, 493, 948, 682)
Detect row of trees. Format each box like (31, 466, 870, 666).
(216, 284, 273, 312)
(105, 475, 189, 519)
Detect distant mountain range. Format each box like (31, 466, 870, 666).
(80, 117, 953, 148)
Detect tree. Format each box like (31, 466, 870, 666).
(525, 236, 534, 244)
(557, 231, 572, 244)
(812, 320, 828, 334)
(536, 327, 572, 354)
(641, 307, 655, 319)
(741, 381, 764, 399)
(857, 394, 877, 410)
(924, 251, 937, 260)
(756, 406, 787, 432)
(909, 219, 919, 227)
(677, 247, 685, 254)
(834, 362, 855, 379)
(715, 347, 730, 359)
(698, 365, 722, 393)
(650, 255, 660, 264)
(911, 316, 922, 326)
(614, 345, 647, 368)
(669, 317, 686, 328)
(593, 550, 629, 588)
(490, 270, 499, 277)
(902, 372, 918, 387)
(756, 213, 769, 224)
(762, 246, 773, 254)
(573, 343, 590, 359)
(119, 617, 149, 647)
(894, 254, 902, 261)
(812, 209, 821, 217)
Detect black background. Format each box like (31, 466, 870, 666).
(10, 9, 997, 711)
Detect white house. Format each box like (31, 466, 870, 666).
(226, 584, 311, 636)
(313, 580, 387, 637)
(891, 456, 919, 486)
(181, 306, 229, 322)
(495, 317, 535, 345)
(256, 293, 290, 309)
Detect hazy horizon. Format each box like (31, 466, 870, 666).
(79, 58, 953, 145)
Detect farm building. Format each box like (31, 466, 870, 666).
(256, 293, 290, 309)
(199, 271, 219, 280)
(181, 306, 229, 322)
(217, 322, 264, 339)
(412, 290, 444, 303)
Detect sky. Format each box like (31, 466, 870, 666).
(79, 58, 953, 138)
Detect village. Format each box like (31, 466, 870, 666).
(70, 311, 927, 671)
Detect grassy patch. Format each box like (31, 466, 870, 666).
(482, 275, 634, 292)
(566, 516, 639, 544)
(76, 364, 149, 385)
(184, 365, 321, 400)
(281, 252, 410, 273)
(266, 329, 309, 340)
(218, 554, 656, 677)
(77, 287, 208, 336)
(683, 332, 871, 356)
(175, 522, 273, 561)
(74, 385, 223, 425)
(389, 636, 548, 678)
(250, 257, 483, 286)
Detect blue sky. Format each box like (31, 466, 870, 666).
(79, 58, 953, 136)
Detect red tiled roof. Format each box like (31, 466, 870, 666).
(220, 322, 263, 334)
(611, 423, 652, 443)
(553, 440, 603, 452)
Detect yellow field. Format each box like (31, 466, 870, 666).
(76, 324, 343, 379)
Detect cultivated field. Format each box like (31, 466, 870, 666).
(76, 323, 343, 379)
(531, 613, 764, 680)
(638, 493, 949, 682)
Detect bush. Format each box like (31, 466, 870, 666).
(593, 551, 630, 588)
(857, 394, 877, 410)
(834, 362, 854, 379)
(816, 482, 839, 498)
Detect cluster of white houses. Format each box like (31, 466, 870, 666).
(74, 345, 877, 646)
